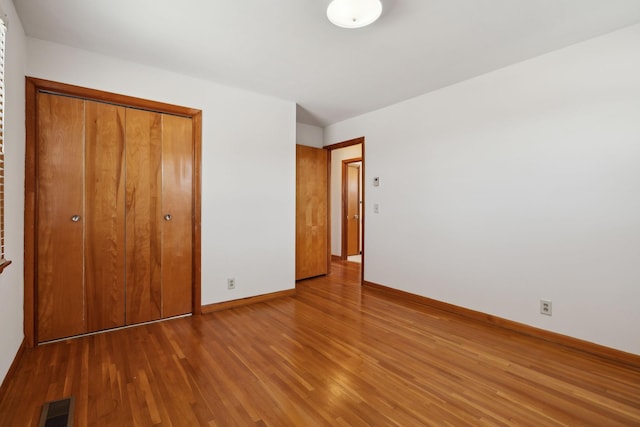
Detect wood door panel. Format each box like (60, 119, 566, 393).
(161, 115, 193, 317)
(36, 93, 86, 342)
(125, 109, 163, 324)
(85, 101, 126, 332)
(296, 145, 328, 280)
(346, 165, 360, 256)
(26, 78, 202, 346)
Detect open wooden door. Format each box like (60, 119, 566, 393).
(296, 145, 329, 280)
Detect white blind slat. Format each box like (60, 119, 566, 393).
(0, 15, 6, 260)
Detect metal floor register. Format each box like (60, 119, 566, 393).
(38, 397, 74, 427)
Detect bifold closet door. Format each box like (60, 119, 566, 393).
(36, 93, 193, 341)
(125, 108, 163, 324)
(161, 114, 193, 318)
(37, 94, 126, 342)
(37, 93, 86, 342)
(84, 101, 126, 332)
(125, 110, 193, 324)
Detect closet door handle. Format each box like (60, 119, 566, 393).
(164, 214, 173, 221)
(71, 215, 81, 222)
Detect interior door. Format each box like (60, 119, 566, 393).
(125, 108, 163, 324)
(36, 93, 86, 342)
(36, 101, 194, 337)
(346, 164, 360, 256)
(161, 114, 193, 318)
(26, 77, 202, 347)
(84, 100, 126, 333)
(37, 95, 128, 341)
(125, 110, 193, 323)
(296, 145, 329, 280)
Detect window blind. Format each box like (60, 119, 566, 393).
(0, 15, 6, 263)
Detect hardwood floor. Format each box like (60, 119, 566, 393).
(1, 260, 639, 426)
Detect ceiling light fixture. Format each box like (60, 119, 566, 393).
(327, 0, 383, 29)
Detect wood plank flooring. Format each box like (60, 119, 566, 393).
(1, 260, 639, 426)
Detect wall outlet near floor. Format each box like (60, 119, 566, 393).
(540, 299, 552, 316)
(227, 278, 236, 290)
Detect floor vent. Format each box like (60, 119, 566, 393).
(38, 397, 74, 427)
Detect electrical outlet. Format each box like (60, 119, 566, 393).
(540, 299, 552, 316)
(227, 278, 236, 290)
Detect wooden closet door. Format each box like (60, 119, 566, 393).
(125, 108, 163, 324)
(37, 93, 86, 342)
(84, 101, 126, 332)
(161, 115, 193, 317)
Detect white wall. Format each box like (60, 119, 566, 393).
(296, 122, 323, 148)
(330, 144, 362, 256)
(26, 38, 296, 307)
(0, 0, 27, 385)
(325, 24, 640, 355)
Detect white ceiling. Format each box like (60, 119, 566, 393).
(13, 0, 640, 126)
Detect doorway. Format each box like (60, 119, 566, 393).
(326, 137, 364, 280)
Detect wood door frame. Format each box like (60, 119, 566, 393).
(325, 137, 365, 284)
(24, 77, 203, 347)
(341, 158, 362, 260)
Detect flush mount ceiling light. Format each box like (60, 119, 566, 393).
(327, 0, 383, 29)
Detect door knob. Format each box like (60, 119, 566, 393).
(164, 214, 173, 221)
(71, 215, 81, 222)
